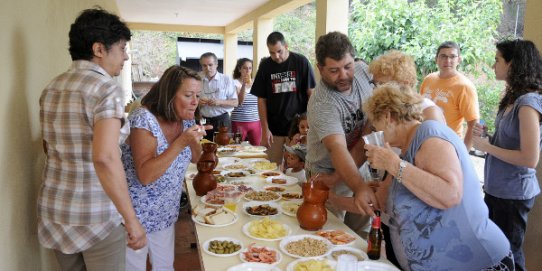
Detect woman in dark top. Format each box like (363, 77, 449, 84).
(473, 39, 542, 271)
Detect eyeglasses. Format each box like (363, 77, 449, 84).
(438, 54, 459, 60)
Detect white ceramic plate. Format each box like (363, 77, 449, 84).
(280, 201, 301, 217)
(191, 208, 239, 228)
(203, 237, 243, 257)
(243, 191, 282, 202)
(222, 162, 250, 171)
(200, 195, 224, 206)
(279, 234, 333, 259)
(242, 220, 291, 241)
(242, 201, 282, 218)
(259, 171, 283, 178)
(217, 147, 238, 156)
(280, 192, 303, 201)
(218, 157, 242, 168)
(314, 229, 357, 246)
(265, 176, 298, 186)
(262, 185, 287, 193)
(222, 170, 252, 179)
(327, 246, 368, 261)
(186, 172, 197, 180)
(227, 262, 282, 271)
(239, 244, 282, 265)
(357, 261, 401, 271)
(242, 145, 267, 153)
(244, 158, 270, 164)
(286, 258, 336, 271)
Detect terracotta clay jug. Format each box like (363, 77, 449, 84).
(297, 180, 329, 231)
(200, 142, 218, 170)
(215, 125, 231, 146)
(193, 160, 217, 196)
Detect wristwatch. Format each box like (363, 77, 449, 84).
(397, 160, 407, 183)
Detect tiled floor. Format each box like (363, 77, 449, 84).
(146, 209, 202, 271)
(173, 210, 201, 271)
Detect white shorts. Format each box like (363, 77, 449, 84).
(125, 226, 175, 271)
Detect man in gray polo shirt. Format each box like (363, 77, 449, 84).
(306, 32, 377, 228)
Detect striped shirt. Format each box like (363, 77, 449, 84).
(38, 60, 127, 253)
(231, 79, 259, 122)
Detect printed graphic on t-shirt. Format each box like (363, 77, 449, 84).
(424, 88, 450, 104)
(344, 109, 364, 150)
(271, 71, 297, 93)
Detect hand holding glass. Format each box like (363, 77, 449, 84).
(362, 131, 386, 182)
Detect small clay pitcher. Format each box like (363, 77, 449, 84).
(193, 160, 217, 196)
(200, 142, 218, 170)
(297, 181, 329, 231)
(215, 125, 230, 146)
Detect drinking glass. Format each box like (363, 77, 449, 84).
(362, 131, 385, 182)
(474, 120, 488, 156)
(223, 190, 240, 212)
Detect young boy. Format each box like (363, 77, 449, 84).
(283, 144, 307, 183)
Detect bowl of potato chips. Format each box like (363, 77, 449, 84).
(242, 217, 290, 241)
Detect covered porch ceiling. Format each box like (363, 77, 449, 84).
(114, 0, 349, 78)
(115, 0, 313, 34)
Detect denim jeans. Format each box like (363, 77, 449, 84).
(485, 193, 536, 271)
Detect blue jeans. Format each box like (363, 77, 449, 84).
(485, 193, 536, 271)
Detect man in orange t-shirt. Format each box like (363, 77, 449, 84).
(420, 41, 479, 150)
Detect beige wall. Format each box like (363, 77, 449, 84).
(523, 1, 542, 270)
(0, 0, 540, 270)
(0, 0, 117, 270)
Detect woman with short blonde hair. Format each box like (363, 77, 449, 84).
(369, 50, 446, 123)
(363, 83, 512, 270)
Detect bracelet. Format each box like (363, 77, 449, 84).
(397, 159, 407, 183)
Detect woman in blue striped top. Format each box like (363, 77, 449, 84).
(231, 58, 261, 145)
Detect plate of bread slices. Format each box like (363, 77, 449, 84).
(192, 204, 239, 227)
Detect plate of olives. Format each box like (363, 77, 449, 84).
(203, 237, 244, 257)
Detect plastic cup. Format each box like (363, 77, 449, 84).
(362, 131, 385, 181)
(479, 120, 488, 138)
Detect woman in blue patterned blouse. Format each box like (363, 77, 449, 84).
(121, 65, 210, 270)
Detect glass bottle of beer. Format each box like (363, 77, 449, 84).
(367, 210, 383, 260)
(234, 127, 243, 144)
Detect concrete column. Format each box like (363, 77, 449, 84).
(313, 0, 349, 80)
(523, 2, 542, 270)
(120, 43, 133, 104)
(315, 0, 349, 40)
(253, 17, 273, 76)
(224, 33, 238, 78)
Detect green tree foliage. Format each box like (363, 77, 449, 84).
(349, 0, 503, 131)
(349, 0, 502, 76)
(274, 3, 316, 64)
(130, 31, 178, 80)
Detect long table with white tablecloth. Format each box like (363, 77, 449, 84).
(184, 149, 398, 271)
